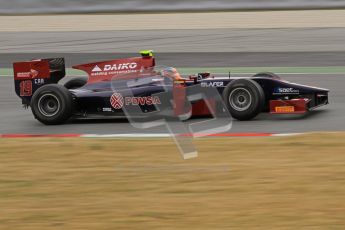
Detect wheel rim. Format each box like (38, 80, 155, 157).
(37, 93, 60, 117)
(229, 88, 252, 111)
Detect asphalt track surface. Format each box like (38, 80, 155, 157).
(1, 28, 345, 53)
(0, 28, 344, 134)
(1, 28, 345, 67)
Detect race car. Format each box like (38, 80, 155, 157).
(13, 51, 329, 125)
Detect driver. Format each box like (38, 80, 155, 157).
(161, 67, 182, 80)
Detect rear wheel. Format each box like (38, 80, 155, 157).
(223, 79, 265, 120)
(31, 84, 73, 125)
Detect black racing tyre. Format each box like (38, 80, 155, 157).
(252, 72, 280, 80)
(223, 79, 265, 121)
(30, 84, 73, 125)
(64, 77, 87, 89)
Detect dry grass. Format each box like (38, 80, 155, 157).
(0, 133, 345, 229)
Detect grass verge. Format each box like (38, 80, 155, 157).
(0, 133, 345, 229)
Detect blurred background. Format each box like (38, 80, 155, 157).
(1, 0, 345, 14)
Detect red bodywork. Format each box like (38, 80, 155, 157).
(172, 80, 216, 117)
(13, 60, 52, 97)
(269, 99, 308, 114)
(13, 60, 50, 80)
(191, 100, 216, 116)
(73, 56, 155, 83)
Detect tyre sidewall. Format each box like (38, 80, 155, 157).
(31, 84, 72, 125)
(223, 79, 265, 120)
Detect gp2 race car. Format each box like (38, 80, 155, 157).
(13, 51, 329, 125)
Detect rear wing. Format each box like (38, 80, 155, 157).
(12, 51, 154, 105)
(13, 58, 65, 105)
(72, 50, 155, 83)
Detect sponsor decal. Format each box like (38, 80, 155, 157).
(16, 69, 39, 79)
(17, 72, 31, 78)
(92, 63, 138, 72)
(92, 65, 102, 72)
(102, 108, 112, 112)
(104, 63, 137, 71)
(201, 81, 224, 87)
(124, 96, 161, 106)
(90, 62, 139, 77)
(110, 93, 124, 109)
(110, 93, 161, 109)
(275, 106, 295, 113)
(19, 80, 32, 96)
(91, 69, 138, 77)
(273, 87, 299, 95)
(34, 78, 45, 85)
(13, 61, 50, 81)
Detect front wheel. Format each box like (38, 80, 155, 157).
(31, 84, 73, 125)
(252, 72, 280, 80)
(223, 79, 265, 121)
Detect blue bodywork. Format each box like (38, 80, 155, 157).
(70, 74, 329, 116)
